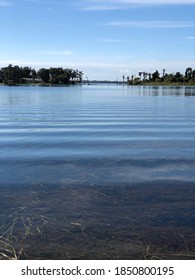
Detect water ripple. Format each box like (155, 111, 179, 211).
(0, 85, 195, 185)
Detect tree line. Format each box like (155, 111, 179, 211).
(127, 67, 195, 86)
(0, 64, 83, 85)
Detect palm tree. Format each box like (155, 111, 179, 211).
(185, 67, 192, 80)
(143, 72, 147, 81)
(138, 72, 143, 80)
(77, 71, 83, 83)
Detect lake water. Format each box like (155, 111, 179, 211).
(0, 85, 195, 259)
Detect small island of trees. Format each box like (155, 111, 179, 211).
(0, 64, 83, 86)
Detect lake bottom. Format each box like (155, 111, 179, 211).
(0, 181, 194, 260)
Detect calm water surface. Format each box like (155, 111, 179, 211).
(0, 85, 195, 259)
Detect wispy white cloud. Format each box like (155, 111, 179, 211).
(1, 58, 194, 70)
(0, 1, 14, 7)
(81, 0, 195, 10)
(107, 21, 195, 28)
(185, 36, 195, 39)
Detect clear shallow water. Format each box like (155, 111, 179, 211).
(0, 85, 195, 260)
(0, 85, 195, 186)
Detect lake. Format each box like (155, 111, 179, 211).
(0, 85, 195, 259)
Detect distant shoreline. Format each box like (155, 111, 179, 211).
(1, 65, 195, 87)
(0, 82, 195, 87)
(127, 81, 195, 86)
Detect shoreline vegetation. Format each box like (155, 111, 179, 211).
(127, 67, 195, 86)
(0, 64, 83, 86)
(0, 64, 195, 86)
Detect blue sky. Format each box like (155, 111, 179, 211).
(0, 0, 195, 80)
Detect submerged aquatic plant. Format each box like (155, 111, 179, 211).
(0, 206, 40, 260)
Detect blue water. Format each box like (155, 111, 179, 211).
(0, 85, 195, 260)
(0, 85, 195, 186)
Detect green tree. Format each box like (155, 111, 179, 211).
(13, 65, 22, 83)
(143, 72, 147, 81)
(78, 71, 83, 83)
(172, 72, 184, 83)
(31, 69, 37, 80)
(50, 68, 63, 84)
(185, 67, 192, 81)
(138, 72, 143, 80)
(0, 69, 4, 83)
(148, 73, 152, 81)
(152, 70, 160, 81)
(38, 68, 50, 83)
(70, 70, 77, 83)
(21, 66, 32, 78)
(2, 64, 22, 84)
